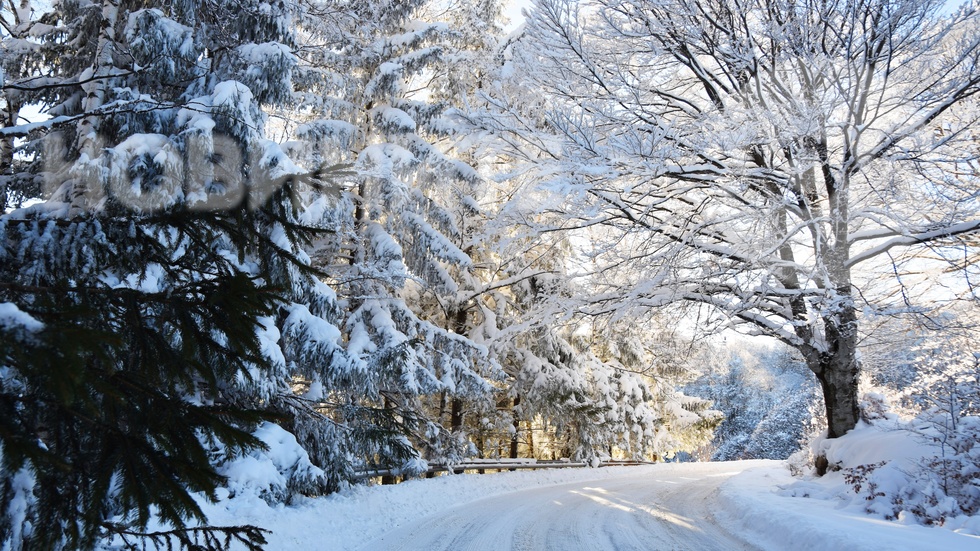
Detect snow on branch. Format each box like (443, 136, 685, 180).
(846, 220, 980, 269)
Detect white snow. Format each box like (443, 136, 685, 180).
(177, 97, 216, 132)
(4, 466, 35, 547)
(717, 465, 979, 551)
(372, 106, 417, 133)
(0, 302, 43, 332)
(283, 303, 342, 344)
(377, 61, 403, 76)
(218, 422, 325, 502)
(212, 81, 254, 108)
(254, 316, 287, 373)
(786, 418, 980, 535)
(237, 42, 293, 64)
(99, 262, 167, 294)
(359, 143, 418, 177)
(190, 458, 980, 550)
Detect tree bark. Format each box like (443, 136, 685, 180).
(509, 395, 521, 463)
(449, 304, 468, 433)
(450, 398, 463, 432)
(817, 303, 861, 439)
(382, 394, 398, 484)
(0, 94, 15, 209)
(804, 301, 861, 475)
(525, 420, 534, 458)
(476, 434, 485, 474)
(813, 356, 860, 432)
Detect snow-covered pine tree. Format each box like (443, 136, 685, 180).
(1, 0, 353, 548)
(286, 0, 502, 473)
(569, 319, 721, 460)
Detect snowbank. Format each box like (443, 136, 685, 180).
(716, 465, 979, 551)
(712, 418, 980, 551)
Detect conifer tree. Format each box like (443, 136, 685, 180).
(1, 0, 351, 548)
(287, 0, 504, 471)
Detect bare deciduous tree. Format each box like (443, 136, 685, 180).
(485, 0, 980, 458)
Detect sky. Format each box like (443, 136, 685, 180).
(503, 0, 531, 31)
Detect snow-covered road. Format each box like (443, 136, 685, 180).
(196, 457, 980, 550)
(358, 462, 758, 551)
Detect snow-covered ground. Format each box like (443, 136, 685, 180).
(719, 466, 978, 551)
(358, 462, 755, 551)
(195, 457, 980, 550)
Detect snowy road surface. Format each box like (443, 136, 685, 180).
(358, 462, 757, 551)
(196, 459, 980, 550)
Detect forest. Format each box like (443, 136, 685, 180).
(1, 0, 979, 549)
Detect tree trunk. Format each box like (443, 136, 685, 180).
(450, 398, 463, 432)
(438, 390, 447, 424)
(476, 434, 485, 474)
(509, 395, 521, 463)
(0, 102, 14, 208)
(448, 304, 468, 433)
(382, 394, 398, 484)
(525, 420, 534, 458)
(820, 297, 861, 438)
(805, 302, 861, 474)
(814, 355, 860, 440)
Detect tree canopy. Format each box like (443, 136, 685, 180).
(468, 0, 980, 448)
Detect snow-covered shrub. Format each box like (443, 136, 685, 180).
(899, 414, 980, 524)
(859, 392, 894, 423)
(786, 446, 815, 478)
(836, 421, 979, 526)
(821, 396, 980, 530)
(0, 457, 36, 551)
